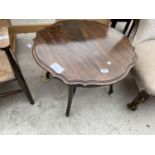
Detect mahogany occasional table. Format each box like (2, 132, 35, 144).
(32, 20, 137, 117)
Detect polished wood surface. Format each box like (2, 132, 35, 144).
(33, 20, 137, 86)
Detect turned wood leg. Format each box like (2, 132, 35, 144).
(127, 90, 150, 111)
(108, 84, 114, 95)
(46, 72, 50, 79)
(66, 85, 77, 117)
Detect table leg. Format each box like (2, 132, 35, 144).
(66, 85, 77, 117)
(46, 72, 50, 79)
(108, 84, 113, 95)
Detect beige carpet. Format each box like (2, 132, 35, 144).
(0, 20, 155, 135)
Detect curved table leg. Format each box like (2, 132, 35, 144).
(127, 90, 150, 111)
(108, 84, 114, 95)
(66, 85, 77, 117)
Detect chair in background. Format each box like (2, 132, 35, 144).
(111, 19, 132, 34)
(127, 19, 155, 110)
(0, 19, 34, 104)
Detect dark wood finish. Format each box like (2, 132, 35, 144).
(5, 46, 34, 104)
(126, 19, 152, 111)
(128, 19, 140, 41)
(33, 20, 137, 116)
(108, 84, 113, 95)
(111, 19, 132, 34)
(33, 20, 137, 87)
(0, 89, 23, 98)
(127, 90, 150, 110)
(46, 71, 50, 79)
(66, 85, 77, 116)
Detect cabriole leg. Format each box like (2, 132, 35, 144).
(127, 90, 150, 111)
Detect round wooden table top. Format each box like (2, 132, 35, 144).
(33, 20, 137, 86)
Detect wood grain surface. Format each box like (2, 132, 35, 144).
(33, 20, 137, 86)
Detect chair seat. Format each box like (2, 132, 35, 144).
(132, 40, 155, 95)
(0, 50, 15, 83)
(0, 19, 16, 83)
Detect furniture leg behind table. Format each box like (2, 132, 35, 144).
(111, 19, 132, 34)
(46, 72, 50, 79)
(127, 90, 150, 110)
(108, 84, 114, 95)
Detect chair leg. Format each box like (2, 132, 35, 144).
(127, 90, 150, 111)
(66, 85, 76, 117)
(123, 20, 131, 34)
(16, 72, 34, 105)
(111, 20, 117, 28)
(4, 47, 34, 105)
(108, 84, 114, 95)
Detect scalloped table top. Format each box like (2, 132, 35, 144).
(33, 20, 137, 86)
